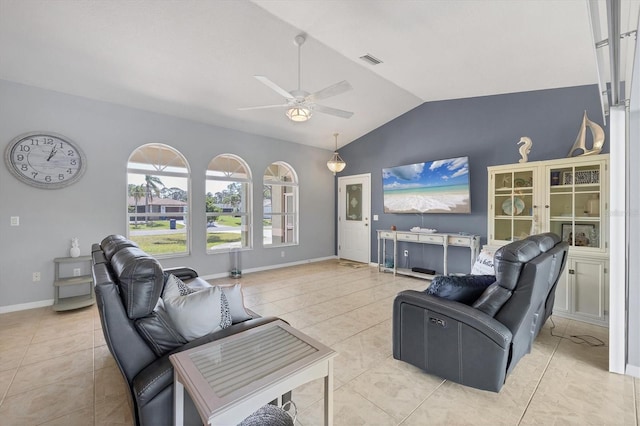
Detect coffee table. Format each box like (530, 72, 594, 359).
(170, 320, 337, 425)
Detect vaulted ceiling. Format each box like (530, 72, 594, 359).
(0, 1, 611, 150)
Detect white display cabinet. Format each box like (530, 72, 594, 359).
(487, 154, 609, 326)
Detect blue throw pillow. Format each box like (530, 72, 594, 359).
(425, 275, 496, 305)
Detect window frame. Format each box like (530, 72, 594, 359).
(126, 143, 191, 258)
(263, 161, 299, 248)
(206, 154, 253, 254)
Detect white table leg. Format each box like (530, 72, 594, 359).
(174, 377, 184, 426)
(324, 358, 334, 426)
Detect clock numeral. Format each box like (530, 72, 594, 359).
(31, 172, 38, 178)
(43, 138, 54, 145)
(67, 150, 74, 156)
(19, 145, 31, 152)
(58, 142, 64, 149)
(16, 154, 24, 161)
(29, 138, 39, 146)
(45, 175, 52, 183)
(58, 174, 65, 181)
(21, 164, 28, 171)
(67, 168, 72, 174)
(70, 159, 77, 166)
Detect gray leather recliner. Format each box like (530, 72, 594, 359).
(392, 232, 568, 392)
(92, 235, 281, 425)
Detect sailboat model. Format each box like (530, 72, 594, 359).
(567, 111, 605, 157)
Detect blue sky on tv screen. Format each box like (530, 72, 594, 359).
(382, 156, 469, 190)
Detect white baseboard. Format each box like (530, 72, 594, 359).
(626, 363, 640, 378)
(0, 299, 54, 314)
(0, 256, 341, 313)
(198, 255, 338, 280)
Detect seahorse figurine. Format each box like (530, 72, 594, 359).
(518, 136, 532, 163)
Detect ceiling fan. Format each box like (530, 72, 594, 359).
(239, 34, 353, 122)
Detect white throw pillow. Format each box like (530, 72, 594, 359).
(471, 251, 495, 275)
(163, 280, 223, 341)
(165, 274, 197, 296)
(218, 284, 252, 323)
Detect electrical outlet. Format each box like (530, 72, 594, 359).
(281, 251, 285, 258)
(403, 250, 409, 257)
(32, 272, 41, 282)
(73, 268, 81, 277)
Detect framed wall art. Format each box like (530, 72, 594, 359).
(561, 223, 595, 246)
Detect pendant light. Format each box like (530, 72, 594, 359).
(326, 133, 346, 175)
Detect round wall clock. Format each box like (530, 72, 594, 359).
(4, 131, 87, 189)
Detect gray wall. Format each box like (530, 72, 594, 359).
(0, 80, 335, 309)
(337, 84, 608, 274)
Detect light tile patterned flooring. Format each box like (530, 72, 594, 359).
(0, 259, 637, 425)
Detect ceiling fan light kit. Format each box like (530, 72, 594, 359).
(286, 106, 312, 122)
(327, 133, 346, 175)
(239, 33, 353, 123)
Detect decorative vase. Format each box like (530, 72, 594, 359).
(70, 237, 80, 258)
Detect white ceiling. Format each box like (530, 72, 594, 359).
(0, 0, 601, 150)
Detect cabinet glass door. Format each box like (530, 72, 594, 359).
(547, 162, 603, 250)
(492, 169, 535, 243)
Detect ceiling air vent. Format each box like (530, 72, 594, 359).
(359, 54, 383, 66)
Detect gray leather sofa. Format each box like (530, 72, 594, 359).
(92, 235, 280, 425)
(392, 232, 568, 392)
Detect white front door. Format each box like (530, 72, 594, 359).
(338, 174, 371, 263)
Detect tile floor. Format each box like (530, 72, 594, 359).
(0, 259, 637, 425)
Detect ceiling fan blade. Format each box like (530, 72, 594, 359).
(306, 80, 352, 103)
(254, 76, 294, 99)
(238, 104, 289, 111)
(313, 103, 354, 119)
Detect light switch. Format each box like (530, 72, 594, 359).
(10, 216, 19, 226)
(373, 215, 379, 221)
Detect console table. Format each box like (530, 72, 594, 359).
(377, 230, 480, 279)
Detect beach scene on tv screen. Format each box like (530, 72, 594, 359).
(383, 156, 470, 213)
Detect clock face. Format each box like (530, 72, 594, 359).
(4, 132, 86, 189)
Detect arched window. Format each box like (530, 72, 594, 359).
(206, 154, 252, 252)
(127, 144, 190, 256)
(263, 162, 298, 246)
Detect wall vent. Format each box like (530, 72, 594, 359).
(359, 54, 383, 65)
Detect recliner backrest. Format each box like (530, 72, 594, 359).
(490, 233, 568, 374)
(493, 239, 541, 290)
(101, 234, 139, 261)
(110, 247, 164, 319)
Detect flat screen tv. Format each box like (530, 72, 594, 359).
(382, 156, 470, 214)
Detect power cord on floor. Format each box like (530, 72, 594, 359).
(549, 317, 606, 347)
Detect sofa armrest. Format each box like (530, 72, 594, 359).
(393, 290, 513, 392)
(394, 290, 512, 348)
(163, 266, 198, 280)
(132, 316, 281, 408)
